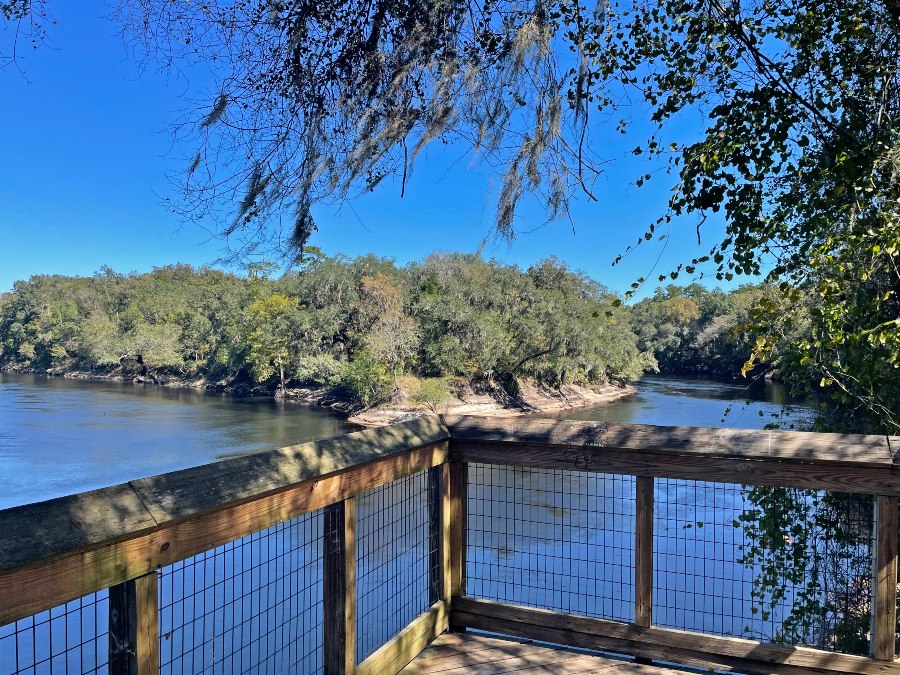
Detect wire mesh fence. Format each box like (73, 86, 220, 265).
(466, 463, 636, 623)
(355, 469, 438, 664)
(157, 509, 325, 675)
(0, 459, 887, 674)
(0, 591, 109, 675)
(654, 480, 874, 655)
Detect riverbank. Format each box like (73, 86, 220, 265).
(344, 379, 636, 426)
(2, 364, 635, 426)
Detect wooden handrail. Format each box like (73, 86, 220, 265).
(444, 416, 898, 467)
(443, 416, 900, 672)
(0, 417, 450, 625)
(446, 417, 900, 494)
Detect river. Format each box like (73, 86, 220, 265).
(0, 373, 355, 511)
(3, 373, 847, 672)
(0, 373, 810, 511)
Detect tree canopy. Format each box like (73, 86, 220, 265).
(0, 257, 652, 404)
(3, 0, 898, 429)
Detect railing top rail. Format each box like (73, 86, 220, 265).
(445, 415, 898, 467)
(0, 416, 449, 578)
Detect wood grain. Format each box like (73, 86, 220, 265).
(450, 598, 900, 675)
(448, 461, 467, 607)
(0, 440, 448, 626)
(130, 416, 450, 523)
(451, 440, 900, 494)
(134, 572, 158, 675)
(873, 495, 898, 661)
(0, 417, 449, 576)
(634, 476, 653, 629)
(402, 633, 693, 674)
(355, 600, 449, 675)
(445, 416, 894, 466)
(108, 579, 137, 674)
(438, 463, 452, 605)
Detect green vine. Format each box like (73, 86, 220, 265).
(737, 487, 873, 654)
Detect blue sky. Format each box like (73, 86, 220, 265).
(0, 4, 734, 296)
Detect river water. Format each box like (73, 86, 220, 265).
(0, 373, 809, 511)
(2, 373, 835, 672)
(0, 374, 355, 510)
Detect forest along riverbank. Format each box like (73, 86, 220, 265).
(1, 365, 635, 426)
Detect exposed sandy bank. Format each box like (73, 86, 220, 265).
(346, 380, 636, 427)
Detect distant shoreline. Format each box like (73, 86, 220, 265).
(1, 365, 636, 427)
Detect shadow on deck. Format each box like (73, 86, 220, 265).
(403, 633, 696, 674)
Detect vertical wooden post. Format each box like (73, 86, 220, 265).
(428, 464, 451, 605)
(448, 461, 467, 631)
(109, 579, 136, 675)
(109, 572, 158, 675)
(635, 476, 654, 630)
(873, 495, 898, 661)
(324, 498, 357, 675)
(135, 573, 159, 675)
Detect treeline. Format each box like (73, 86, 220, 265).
(631, 284, 768, 376)
(0, 253, 665, 405)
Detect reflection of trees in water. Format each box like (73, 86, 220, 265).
(738, 488, 873, 654)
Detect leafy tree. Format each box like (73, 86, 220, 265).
(120, 0, 900, 427)
(633, 284, 769, 376)
(337, 349, 392, 407)
(355, 273, 419, 388)
(597, 0, 900, 430)
(6, 0, 897, 426)
(0, 256, 652, 403)
(411, 377, 454, 413)
(243, 293, 298, 391)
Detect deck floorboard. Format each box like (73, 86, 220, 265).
(401, 632, 697, 674)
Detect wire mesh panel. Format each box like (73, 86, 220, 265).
(158, 509, 325, 675)
(654, 479, 874, 655)
(355, 470, 437, 664)
(0, 591, 109, 674)
(466, 463, 636, 622)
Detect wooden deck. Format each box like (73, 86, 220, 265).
(401, 633, 696, 674)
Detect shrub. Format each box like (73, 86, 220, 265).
(338, 352, 392, 407)
(411, 377, 453, 413)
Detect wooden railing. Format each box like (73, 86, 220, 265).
(446, 416, 900, 675)
(1, 415, 898, 674)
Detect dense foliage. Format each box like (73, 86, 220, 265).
(597, 0, 900, 432)
(4, 0, 897, 429)
(119, 0, 899, 433)
(0, 255, 651, 404)
(631, 284, 772, 376)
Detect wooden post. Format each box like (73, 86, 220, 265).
(324, 498, 357, 675)
(448, 461, 467, 630)
(635, 476, 654, 630)
(109, 572, 158, 675)
(428, 464, 451, 605)
(873, 495, 898, 661)
(109, 579, 136, 674)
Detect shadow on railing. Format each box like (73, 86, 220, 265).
(1, 415, 898, 674)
